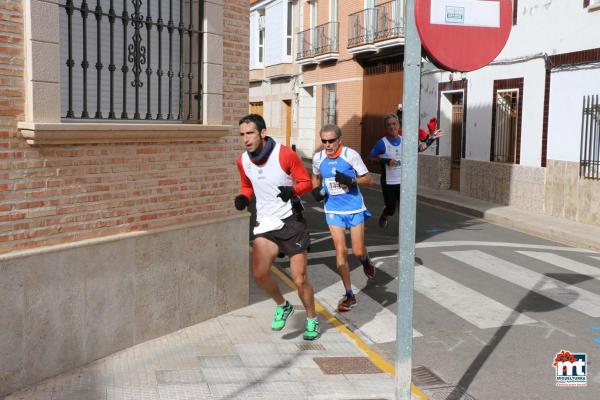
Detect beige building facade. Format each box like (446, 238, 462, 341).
(296, 0, 408, 166)
(249, 0, 408, 163)
(248, 0, 301, 154)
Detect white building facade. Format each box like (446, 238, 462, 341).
(418, 1, 600, 226)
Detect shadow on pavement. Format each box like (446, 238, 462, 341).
(447, 273, 591, 398)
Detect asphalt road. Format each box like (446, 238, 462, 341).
(265, 184, 600, 400)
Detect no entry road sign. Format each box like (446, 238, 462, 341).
(415, 0, 512, 72)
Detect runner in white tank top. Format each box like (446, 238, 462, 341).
(369, 112, 444, 228)
(235, 114, 319, 340)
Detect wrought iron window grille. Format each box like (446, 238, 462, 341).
(60, 0, 204, 122)
(580, 95, 600, 179)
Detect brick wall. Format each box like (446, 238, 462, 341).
(223, 0, 250, 128)
(336, 80, 363, 152)
(0, 1, 22, 119)
(0, 0, 249, 255)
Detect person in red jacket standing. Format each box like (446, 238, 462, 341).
(235, 114, 319, 340)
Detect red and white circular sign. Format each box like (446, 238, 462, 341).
(415, 0, 512, 72)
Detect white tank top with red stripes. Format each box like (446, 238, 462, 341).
(241, 143, 294, 225)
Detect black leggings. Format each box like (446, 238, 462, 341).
(381, 182, 400, 217)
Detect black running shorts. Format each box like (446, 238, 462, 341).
(255, 214, 310, 256)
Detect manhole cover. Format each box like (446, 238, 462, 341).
(428, 386, 477, 400)
(296, 342, 326, 351)
(312, 357, 382, 374)
(412, 365, 446, 388)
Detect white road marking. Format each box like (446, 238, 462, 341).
(444, 250, 600, 318)
(414, 264, 537, 329)
(416, 241, 597, 253)
(309, 263, 422, 343)
(311, 206, 325, 213)
(309, 235, 334, 245)
(308, 244, 399, 260)
(310, 230, 331, 235)
(528, 320, 576, 339)
(423, 336, 465, 353)
(306, 241, 596, 262)
(518, 251, 600, 279)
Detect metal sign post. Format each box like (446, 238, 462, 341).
(396, 0, 421, 399)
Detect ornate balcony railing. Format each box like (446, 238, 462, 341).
(296, 27, 313, 60)
(314, 21, 339, 57)
(297, 22, 338, 61)
(348, 8, 375, 48)
(374, 0, 405, 42)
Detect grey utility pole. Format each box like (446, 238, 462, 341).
(395, 0, 421, 399)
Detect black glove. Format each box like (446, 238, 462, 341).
(335, 171, 355, 187)
(311, 187, 326, 202)
(379, 158, 392, 166)
(234, 195, 249, 210)
(276, 186, 295, 202)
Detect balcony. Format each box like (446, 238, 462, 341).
(296, 22, 339, 65)
(296, 28, 317, 65)
(347, 8, 377, 54)
(249, 68, 265, 83)
(314, 22, 339, 62)
(347, 0, 405, 52)
(373, 0, 406, 48)
(265, 63, 295, 81)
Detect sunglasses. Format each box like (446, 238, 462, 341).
(321, 138, 338, 144)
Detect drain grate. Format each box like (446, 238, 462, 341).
(428, 386, 477, 400)
(412, 365, 446, 388)
(312, 357, 382, 374)
(296, 342, 326, 351)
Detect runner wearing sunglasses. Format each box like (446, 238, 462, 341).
(311, 124, 376, 312)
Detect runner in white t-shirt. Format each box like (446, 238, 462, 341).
(311, 124, 376, 312)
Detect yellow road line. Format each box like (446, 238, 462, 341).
(271, 265, 428, 400)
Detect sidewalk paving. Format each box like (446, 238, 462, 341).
(4, 280, 423, 400)
(415, 186, 600, 252)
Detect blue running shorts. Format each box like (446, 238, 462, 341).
(325, 210, 372, 228)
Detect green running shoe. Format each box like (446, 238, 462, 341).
(303, 318, 320, 341)
(271, 301, 294, 331)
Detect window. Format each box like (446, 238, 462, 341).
(310, 0, 318, 47)
(492, 90, 519, 163)
(580, 95, 600, 179)
(258, 14, 265, 64)
(286, 2, 293, 56)
(59, 0, 205, 121)
(321, 84, 336, 126)
(330, 0, 338, 22)
(491, 78, 523, 164)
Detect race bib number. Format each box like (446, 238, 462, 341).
(324, 178, 348, 196)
